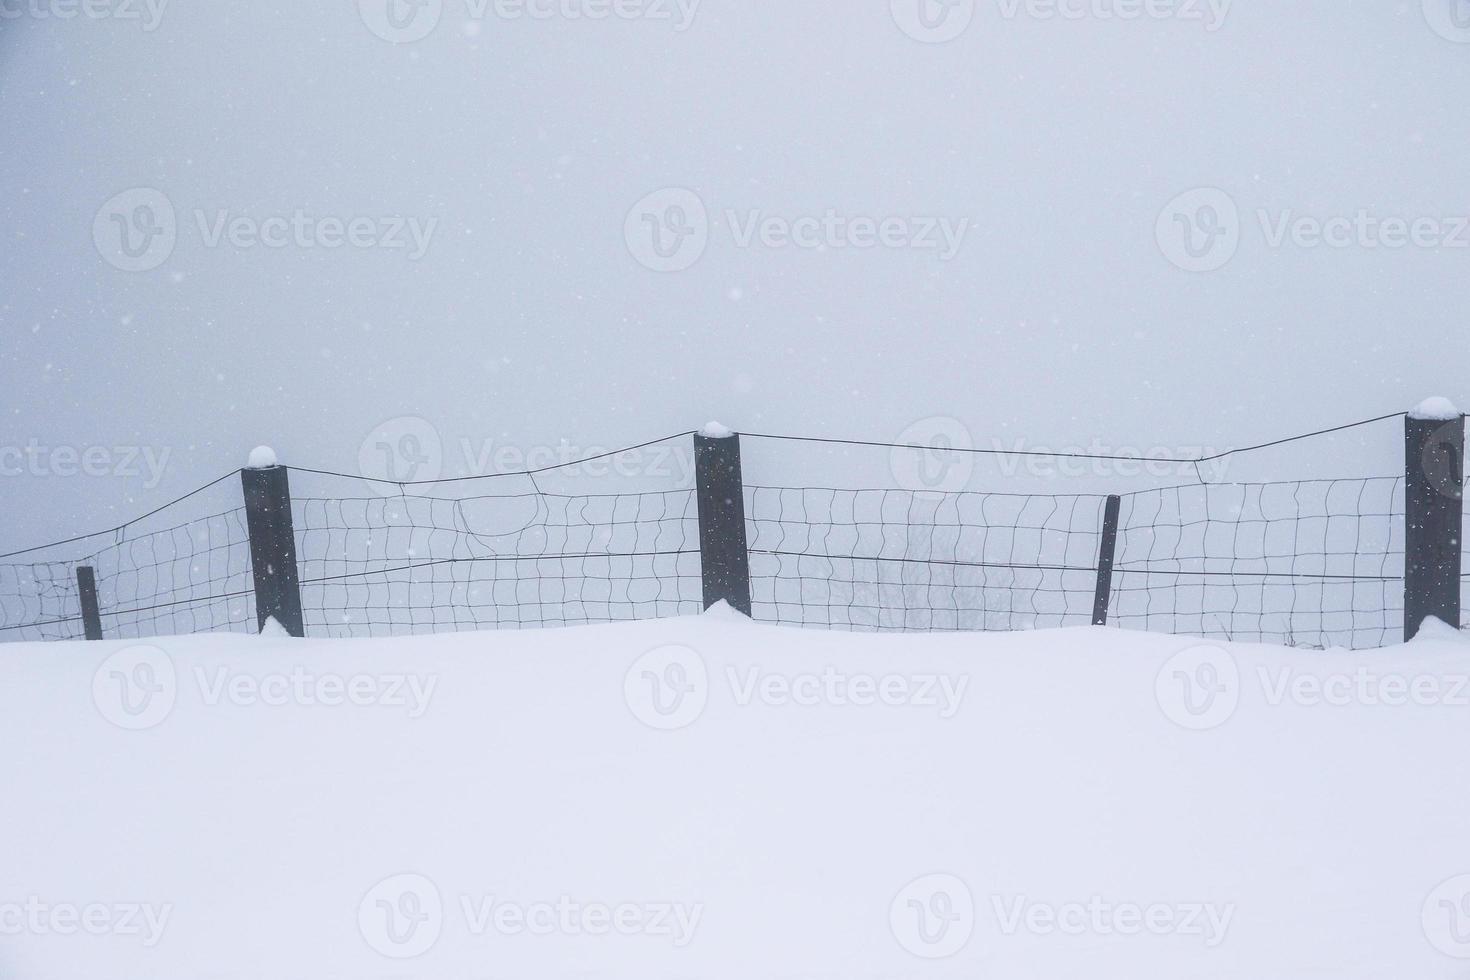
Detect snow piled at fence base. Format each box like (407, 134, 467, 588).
(1, 610, 1467, 979)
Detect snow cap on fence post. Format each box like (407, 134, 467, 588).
(1410, 397, 1462, 421)
(247, 446, 279, 469)
(1404, 398, 1465, 641)
(700, 421, 734, 439)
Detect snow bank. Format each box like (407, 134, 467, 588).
(1, 614, 1468, 978)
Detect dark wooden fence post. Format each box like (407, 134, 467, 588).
(1092, 495, 1122, 627)
(76, 566, 103, 640)
(241, 454, 305, 637)
(695, 425, 752, 616)
(1404, 404, 1465, 641)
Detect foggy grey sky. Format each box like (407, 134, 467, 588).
(2, 0, 1468, 551)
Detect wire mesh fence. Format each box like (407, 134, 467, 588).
(745, 486, 1106, 632)
(292, 487, 702, 636)
(1108, 478, 1405, 649)
(0, 415, 1462, 650)
(0, 505, 256, 643)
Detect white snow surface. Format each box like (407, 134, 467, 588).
(3, 612, 1470, 978)
(699, 421, 734, 439)
(1410, 397, 1462, 421)
(245, 446, 278, 469)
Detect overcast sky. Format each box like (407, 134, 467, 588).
(2, 0, 1468, 551)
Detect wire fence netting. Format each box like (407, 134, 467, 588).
(745, 487, 1107, 632)
(292, 486, 702, 636)
(1108, 478, 1404, 649)
(0, 418, 1461, 651)
(0, 505, 256, 643)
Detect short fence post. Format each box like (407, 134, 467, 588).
(241, 451, 305, 637)
(76, 566, 103, 641)
(1404, 403, 1465, 641)
(1092, 495, 1122, 627)
(694, 425, 753, 616)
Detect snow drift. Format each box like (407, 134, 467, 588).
(1, 608, 1468, 979)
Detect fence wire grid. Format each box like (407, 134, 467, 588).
(0, 416, 1462, 650)
(292, 486, 701, 636)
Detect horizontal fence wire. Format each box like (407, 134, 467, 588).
(0, 561, 85, 641)
(0, 417, 1459, 650)
(0, 506, 256, 642)
(745, 486, 1108, 632)
(1109, 478, 1404, 649)
(293, 487, 701, 636)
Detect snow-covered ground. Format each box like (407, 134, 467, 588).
(2, 608, 1468, 978)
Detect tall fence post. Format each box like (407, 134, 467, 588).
(241, 449, 305, 637)
(1092, 495, 1122, 627)
(1404, 402, 1465, 641)
(694, 424, 753, 616)
(76, 566, 103, 641)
